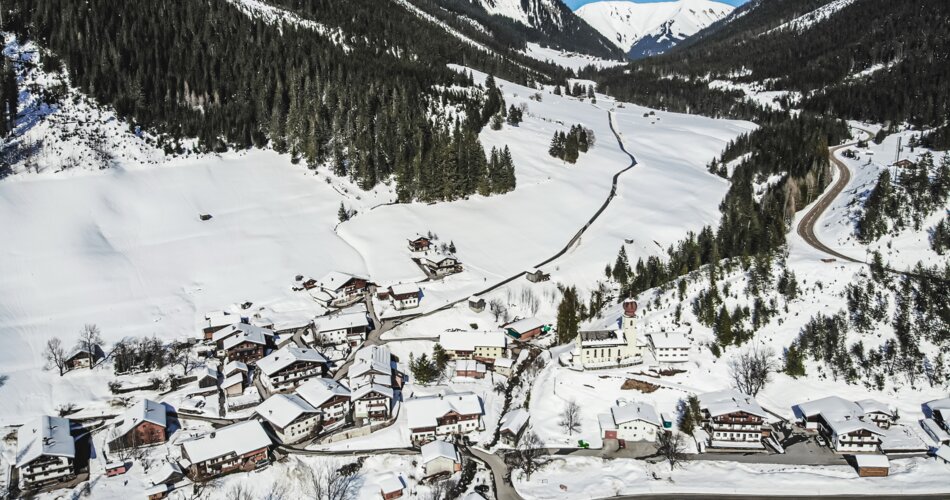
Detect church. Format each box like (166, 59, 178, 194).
(568, 298, 644, 370)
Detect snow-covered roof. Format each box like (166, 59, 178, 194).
(855, 399, 892, 416)
(505, 317, 545, 333)
(222, 326, 269, 351)
(581, 302, 625, 332)
(439, 331, 507, 352)
(389, 283, 420, 296)
(793, 396, 886, 436)
(222, 373, 244, 390)
(499, 409, 529, 436)
(936, 444, 950, 463)
(317, 271, 364, 292)
(114, 399, 166, 438)
(147, 460, 183, 486)
(197, 366, 221, 382)
(420, 440, 459, 464)
(378, 472, 406, 494)
(224, 360, 248, 375)
(456, 359, 486, 374)
(349, 345, 392, 379)
(16, 415, 75, 467)
(578, 329, 626, 347)
(349, 372, 393, 390)
(699, 389, 767, 419)
(854, 454, 889, 468)
(181, 420, 271, 463)
(648, 332, 690, 349)
(213, 322, 274, 344)
(315, 311, 369, 333)
(494, 358, 515, 369)
(406, 393, 483, 430)
(203, 310, 234, 329)
(598, 412, 617, 432)
(925, 397, 950, 415)
(256, 345, 327, 376)
(611, 401, 661, 427)
(66, 343, 99, 361)
(921, 418, 950, 443)
(255, 394, 319, 429)
(468, 295, 483, 303)
(296, 378, 350, 408)
(351, 383, 394, 401)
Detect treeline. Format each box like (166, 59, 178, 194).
(7, 0, 525, 201)
(548, 125, 594, 164)
(857, 153, 950, 242)
(0, 56, 16, 137)
(786, 261, 950, 389)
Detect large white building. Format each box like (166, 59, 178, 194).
(405, 392, 483, 444)
(256, 345, 328, 392)
(569, 299, 643, 370)
(254, 394, 321, 444)
(647, 332, 691, 363)
(314, 310, 370, 346)
(698, 389, 770, 449)
(793, 396, 889, 453)
(297, 378, 351, 432)
(438, 331, 509, 364)
(598, 401, 662, 443)
(16, 416, 76, 490)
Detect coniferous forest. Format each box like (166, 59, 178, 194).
(5, 0, 538, 201)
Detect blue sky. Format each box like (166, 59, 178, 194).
(565, 0, 748, 9)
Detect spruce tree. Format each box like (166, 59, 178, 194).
(556, 286, 580, 345)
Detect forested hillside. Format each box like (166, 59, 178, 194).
(4, 0, 548, 200)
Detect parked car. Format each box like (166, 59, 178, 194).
(816, 435, 827, 447)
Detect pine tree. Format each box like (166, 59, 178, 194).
(338, 202, 349, 222)
(556, 286, 580, 345)
(548, 132, 565, 159)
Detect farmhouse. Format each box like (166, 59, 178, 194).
(468, 296, 485, 313)
(221, 373, 245, 396)
(314, 310, 370, 346)
(212, 323, 275, 350)
(793, 396, 888, 453)
(195, 366, 221, 393)
(65, 344, 103, 370)
(647, 332, 690, 363)
(351, 383, 395, 424)
(108, 399, 167, 451)
(455, 359, 486, 379)
(378, 472, 407, 499)
(349, 345, 401, 389)
(296, 378, 352, 432)
(408, 236, 432, 252)
(315, 271, 373, 307)
(698, 389, 770, 449)
(388, 283, 421, 310)
(420, 256, 463, 277)
(257, 345, 328, 392)
(499, 408, 529, 446)
(598, 401, 662, 443)
(856, 399, 895, 429)
(892, 159, 915, 169)
(201, 310, 235, 340)
(569, 299, 643, 370)
(223, 360, 248, 378)
(503, 317, 547, 341)
(405, 392, 483, 444)
(222, 327, 270, 364)
(255, 394, 321, 444)
(179, 420, 272, 480)
(524, 268, 550, 283)
(420, 440, 461, 478)
(16, 416, 76, 490)
(493, 357, 515, 377)
(438, 331, 509, 364)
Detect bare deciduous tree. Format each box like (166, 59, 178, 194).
(489, 298, 507, 322)
(169, 342, 199, 376)
(728, 346, 776, 397)
(79, 323, 103, 368)
(515, 428, 545, 480)
(307, 462, 360, 500)
(227, 483, 256, 500)
(45, 337, 68, 376)
(656, 431, 688, 471)
(559, 400, 581, 436)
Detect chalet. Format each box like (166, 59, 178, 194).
(421, 440, 462, 478)
(212, 323, 275, 350)
(195, 367, 221, 393)
(405, 392, 483, 444)
(455, 359, 486, 379)
(221, 373, 245, 396)
(315, 271, 373, 307)
(499, 409, 529, 446)
(378, 472, 407, 499)
(108, 399, 167, 451)
(892, 159, 915, 169)
(568, 299, 643, 370)
(647, 332, 690, 364)
(351, 384, 395, 425)
(468, 296, 485, 313)
(438, 331, 509, 364)
(349, 345, 402, 389)
(222, 327, 269, 364)
(598, 401, 662, 443)
(856, 399, 895, 429)
(408, 236, 432, 252)
(793, 396, 887, 453)
(921, 418, 950, 445)
(314, 311, 370, 346)
(854, 454, 889, 477)
(524, 268, 550, 283)
(924, 397, 950, 431)
(493, 358, 515, 377)
(503, 317, 548, 342)
(257, 345, 328, 392)
(388, 283, 421, 310)
(255, 394, 321, 444)
(420, 256, 463, 277)
(179, 420, 272, 480)
(249, 315, 275, 330)
(147, 460, 184, 490)
(201, 310, 235, 340)
(296, 378, 352, 432)
(65, 344, 103, 370)
(223, 360, 248, 378)
(16, 416, 76, 490)
(698, 389, 770, 450)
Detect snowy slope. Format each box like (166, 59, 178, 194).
(575, 0, 733, 56)
(475, 0, 565, 28)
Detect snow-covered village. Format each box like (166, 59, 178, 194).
(1, 0, 949, 499)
